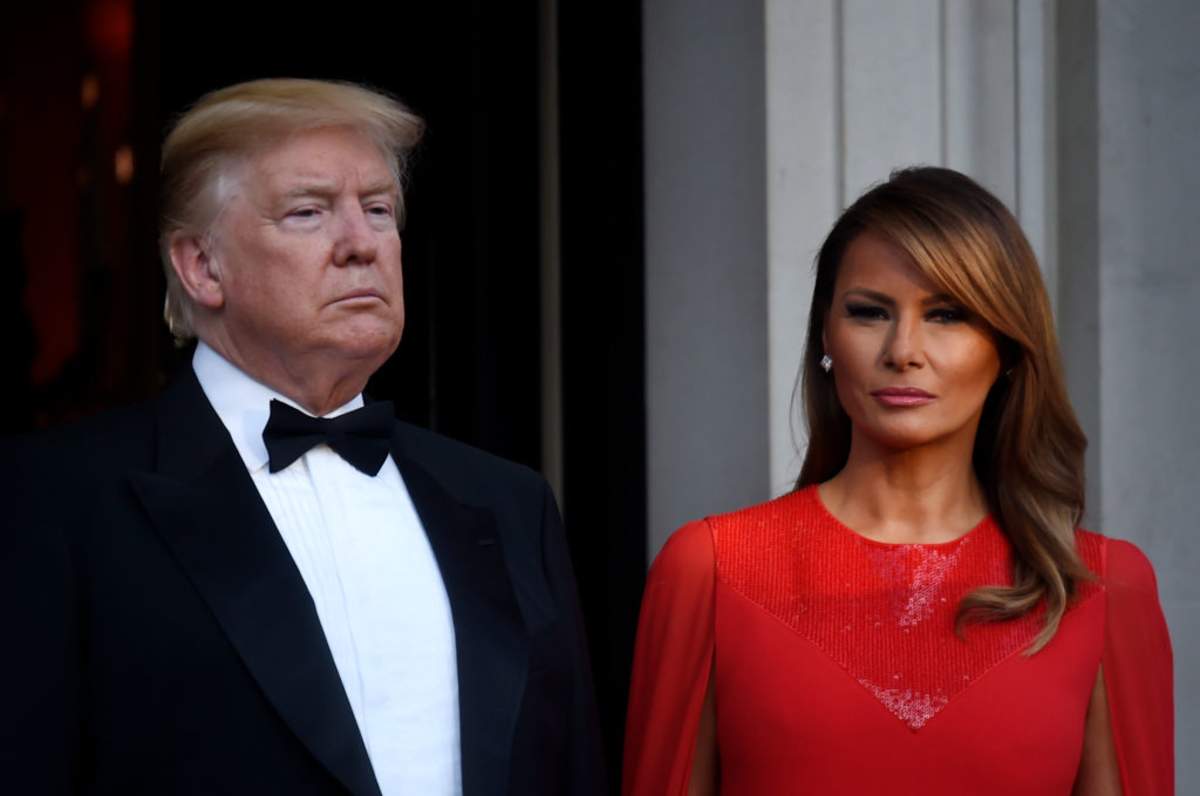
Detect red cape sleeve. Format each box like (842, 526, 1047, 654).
(1103, 538, 1174, 795)
(623, 520, 717, 796)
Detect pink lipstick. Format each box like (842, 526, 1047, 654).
(871, 387, 936, 407)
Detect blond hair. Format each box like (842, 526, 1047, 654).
(158, 78, 424, 342)
(798, 166, 1090, 653)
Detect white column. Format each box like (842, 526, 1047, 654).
(943, 0, 1017, 206)
(643, 0, 770, 556)
(1092, 0, 1200, 786)
(840, 0, 943, 202)
(1016, 0, 1057, 301)
(765, 0, 838, 493)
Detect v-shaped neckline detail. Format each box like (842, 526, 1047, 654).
(711, 487, 1042, 730)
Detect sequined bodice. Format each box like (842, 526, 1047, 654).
(625, 486, 1171, 796)
(712, 487, 1096, 730)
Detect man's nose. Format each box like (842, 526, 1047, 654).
(881, 314, 925, 371)
(332, 206, 379, 266)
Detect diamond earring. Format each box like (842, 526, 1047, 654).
(820, 354, 833, 373)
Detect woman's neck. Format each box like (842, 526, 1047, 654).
(819, 431, 988, 544)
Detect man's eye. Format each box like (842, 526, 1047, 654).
(846, 303, 888, 321)
(286, 207, 321, 220)
(366, 204, 395, 218)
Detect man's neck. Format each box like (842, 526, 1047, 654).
(199, 334, 370, 417)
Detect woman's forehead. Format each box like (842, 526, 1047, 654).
(834, 232, 946, 298)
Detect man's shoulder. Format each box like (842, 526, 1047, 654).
(392, 420, 547, 504)
(0, 402, 160, 527)
(4, 401, 157, 475)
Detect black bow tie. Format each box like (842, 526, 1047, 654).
(262, 399, 395, 476)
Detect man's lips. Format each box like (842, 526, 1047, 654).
(331, 289, 384, 304)
(870, 387, 936, 406)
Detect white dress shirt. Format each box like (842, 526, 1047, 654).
(192, 342, 462, 796)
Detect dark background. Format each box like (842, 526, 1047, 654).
(1, 1, 646, 788)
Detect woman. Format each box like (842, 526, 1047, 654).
(623, 167, 1173, 795)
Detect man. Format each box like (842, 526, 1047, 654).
(2, 79, 604, 795)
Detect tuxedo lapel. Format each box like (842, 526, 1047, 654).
(391, 431, 530, 796)
(129, 370, 382, 796)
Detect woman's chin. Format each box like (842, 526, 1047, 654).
(858, 423, 955, 454)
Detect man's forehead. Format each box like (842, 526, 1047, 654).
(252, 161, 399, 198)
(248, 129, 398, 191)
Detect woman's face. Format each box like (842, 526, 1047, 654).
(823, 232, 1002, 454)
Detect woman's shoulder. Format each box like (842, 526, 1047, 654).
(1074, 528, 1161, 594)
(704, 486, 823, 542)
(650, 489, 818, 586)
(649, 520, 716, 584)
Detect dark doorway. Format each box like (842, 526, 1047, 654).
(558, 3, 648, 788)
(3, 2, 647, 790)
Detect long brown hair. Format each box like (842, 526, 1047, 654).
(797, 166, 1090, 652)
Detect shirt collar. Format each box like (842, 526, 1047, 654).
(192, 341, 365, 473)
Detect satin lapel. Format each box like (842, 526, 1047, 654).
(129, 371, 382, 796)
(391, 432, 529, 796)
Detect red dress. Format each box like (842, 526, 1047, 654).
(624, 487, 1173, 795)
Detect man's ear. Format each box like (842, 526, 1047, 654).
(168, 233, 225, 310)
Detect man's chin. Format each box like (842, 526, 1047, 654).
(326, 327, 403, 364)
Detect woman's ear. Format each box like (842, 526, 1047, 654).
(998, 338, 1021, 380)
(168, 233, 225, 311)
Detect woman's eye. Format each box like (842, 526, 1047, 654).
(846, 303, 888, 321)
(927, 306, 968, 323)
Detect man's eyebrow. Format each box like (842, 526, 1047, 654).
(360, 179, 399, 197)
(278, 180, 398, 199)
(280, 182, 338, 199)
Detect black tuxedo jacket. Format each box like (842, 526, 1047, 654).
(1, 368, 605, 795)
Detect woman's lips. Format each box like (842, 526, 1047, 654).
(871, 387, 936, 407)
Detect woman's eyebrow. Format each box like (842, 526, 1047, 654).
(841, 289, 959, 306)
(842, 288, 894, 305)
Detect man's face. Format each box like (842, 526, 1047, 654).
(211, 126, 405, 377)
